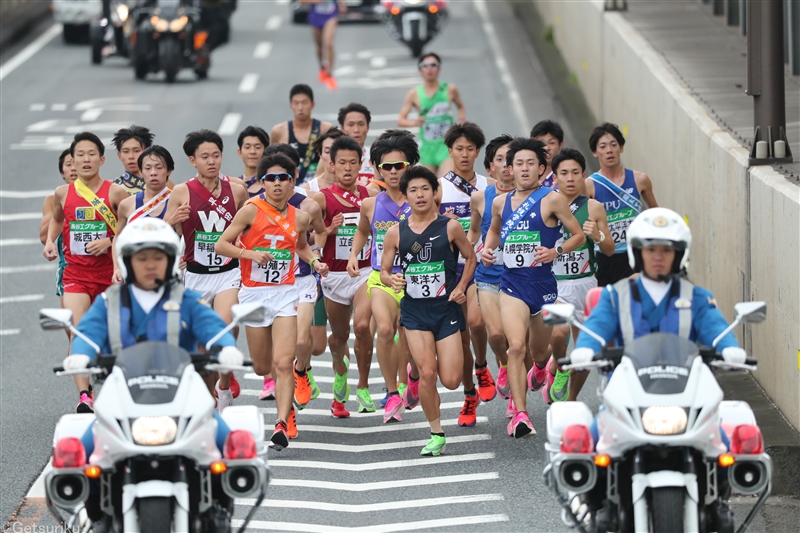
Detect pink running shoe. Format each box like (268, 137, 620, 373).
(495, 366, 510, 399)
(506, 398, 516, 419)
(508, 411, 535, 438)
(542, 358, 555, 405)
(404, 364, 420, 409)
(527, 362, 548, 392)
(76, 392, 94, 414)
(383, 394, 404, 423)
(259, 377, 276, 400)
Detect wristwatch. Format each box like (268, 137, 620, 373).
(556, 245, 565, 256)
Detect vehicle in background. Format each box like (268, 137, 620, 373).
(290, 0, 381, 25)
(380, 0, 448, 58)
(89, 0, 141, 64)
(53, 0, 102, 43)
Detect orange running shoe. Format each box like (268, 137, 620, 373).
(475, 366, 497, 403)
(324, 75, 338, 90)
(318, 68, 328, 83)
(287, 407, 298, 439)
(229, 373, 240, 399)
(458, 393, 479, 427)
(294, 365, 312, 407)
(270, 421, 289, 451)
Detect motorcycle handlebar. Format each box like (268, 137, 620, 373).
(52, 350, 253, 373)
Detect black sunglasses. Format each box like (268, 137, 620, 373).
(378, 161, 410, 171)
(260, 172, 293, 182)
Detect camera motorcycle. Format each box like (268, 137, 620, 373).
(380, 0, 448, 58)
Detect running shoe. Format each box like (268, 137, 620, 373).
(379, 387, 389, 408)
(508, 411, 535, 438)
(506, 397, 516, 419)
(76, 392, 94, 414)
(324, 75, 338, 90)
(420, 434, 446, 456)
(331, 400, 350, 418)
(496, 366, 510, 399)
(259, 377, 276, 400)
(475, 366, 497, 403)
(332, 357, 350, 404)
(307, 368, 320, 400)
(270, 421, 289, 451)
(215, 381, 234, 414)
(294, 365, 312, 407)
(528, 362, 548, 392)
(458, 394, 479, 427)
(318, 68, 328, 83)
(542, 365, 556, 406)
(383, 394, 404, 423)
(356, 388, 376, 413)
(397, 382, 408, 397)
(287, 407, 298, 439)
(404, 377, 420, 410)
(550, 368, 571, 403)
(229, 373, 240, 399)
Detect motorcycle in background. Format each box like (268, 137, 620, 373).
(380, 0, 448, 58)
(89, 1, 141, 65)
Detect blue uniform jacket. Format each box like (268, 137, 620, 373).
(575, 278, 739, 353)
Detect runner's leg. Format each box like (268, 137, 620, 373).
(321, 18, 338, 74)
(405, 329, 442, 432)
(568, 324, 590, 400)
(371, 289, 400, 394)
(311, 26, 324, 70)
(62, 292, 93, 392)
(500, 292, 531, 413)
(212, 287, 240, 390)
(325, 297, 352, 376)
(272, 316, 298, 423)
(466, 284, 487, 367)
(479, 289, 508, 366)
(295, 301, 315, 373)
(352, 281, 373, 390)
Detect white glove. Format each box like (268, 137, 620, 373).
(63, 354, 91, 372)
(721, 347, 747, 365)
(570, 347, 595, 365)
(217, 346, 244, 372)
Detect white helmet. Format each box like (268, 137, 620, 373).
(116, 217, 181, 284)
(626, 208, 691, 277)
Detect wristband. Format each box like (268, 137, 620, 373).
(238, 248, 245, 258)
(597, 232, 606, 243)
(310, 257, 320, 267)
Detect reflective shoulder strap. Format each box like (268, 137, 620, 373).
(106, 285, 122, 355)
(678, 279, 694, 340)
(166, 283, 184, 347)
(615, 279, 636, 347)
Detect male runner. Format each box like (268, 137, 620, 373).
(313, 135, 377, 417)
(546, 148, 614, 403)
(365, 129, 415, 196)
(530, 120, 565, 188)
(111, 125, 175, 194)
(585, 123, 658, 286)
(41, 149, 78, 307)
(381, 166, 476, 456)
(271, 84, 333, 184)
(398, 52, 466, 176)
(216, 152, 328, 449)
(481, 137, 585, 438)
(337, 103, 374, 187)
(436, 122, 494, 426)
(347, 133, 420, 423)
(163, 129, 249, 411)
(303, 127, 344, 193)
(300, 0, 348, 89)
(43, 132, 128, 412)
(236, 125, 269, 196)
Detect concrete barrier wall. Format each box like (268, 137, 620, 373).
(530, 0, 800, 428)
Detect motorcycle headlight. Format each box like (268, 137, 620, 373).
(169, 16, 188, 33)
(131, 416, 177, 446)
(116, 4, 129, 22)
(153, 18, 169, 33)
(641, 406, 688, 435)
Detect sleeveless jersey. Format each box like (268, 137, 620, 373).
(306, 177, 321, 192)
(241, 175, 262, 198)
(500, 188, 561, 283)
(370, 192, 409, 273)
(357, 146, 374, 187)
(134, 191, 168, 220)
(240, 198, 297, 288)
(289, 119, 322, 183)
(61, 180, 115, 272)
(321, 184, 371, 272)
(439, 173, 487, 265)
(541, 171, 557, 190)
(398, 215, 457, 300)
(181, 177, 238, 270)
(288, 188, 312, 277)
(554, 196, 597, 281)
(589, 169, 640, 253)
(417, 82, 454, 146)
(475, 184, 504, 285)
(114, 173, 145, 196)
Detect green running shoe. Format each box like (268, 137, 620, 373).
(550, 368, 571, 402)
(308, 368, 320, 400)
(356, 387, 376, 413)
(420, 434, 446, 456)
(397, 383, 408, 397)
(333, 357, 350, 404)
(394, 332, 400, 344)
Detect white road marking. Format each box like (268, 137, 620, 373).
(51, 104, 67, 111)
(265, 471, 498, 492)
(0, 264, 56, 274)
(26, 462, 52, 498)
(259, 400, 465, 418)
(0, 294, 45, 304)
(298, 417, 488, 434)
(30, 104, 45, 111)
(0, 212, 43, 222)
(0, 24, 63, 81)
(473, 0, 530, 134)
(275, 0, 289, 4)
(239, 73, 260, 93)
(0, 189, 53, 198)
(370, 56, 387, 68)
(265, 15, 282, 30)
(288, 434, 490, 452)
(239, 493, 503, 513)
(355, 48, 409, 59)
(0, 238, 41, 246)
(270, 452, 495, 471)
(235, 514, 510, 532)
(254, 42, 273, 59)
(81, 108, 103, 122)
(218, 113, 242, 136)
(0, 329, 21, 336)
(337, 77, 420, 90)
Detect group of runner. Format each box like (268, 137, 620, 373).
(40, 55, 658, 455)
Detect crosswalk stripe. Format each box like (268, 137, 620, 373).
(269, 452, 495, 471)
(258, 472, 498, 492)
(235, 514, 510, 532)
(288, 434, 490, 453)
(298, 417, 488, 434)
(259, 400, 465, 418)
(237, 493, 503, 513)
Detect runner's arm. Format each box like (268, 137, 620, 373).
(231, 181, 249, 210)
(44, 187, 67, 260)
(550, 194, 586, 255)
(111, 197, 134, 281)
(320, 121, 333, 134)
(449, 83, 466, 124)
(40, 195, 55, 245)
(466, 192, 483, 246)
(166, 178, 176, 189)
(397, 89, 423, 128)
(584, 179, 595, 199)
(347, 199, 374, 275)
(449, 219, 476, 298)
(588, 199, 615, 256)
(163, 184, 190, 233)
(305, 195, 329, 251)
(214, 205, 255, 260)
(482, 195, 504, 253)
(379, 225, 401, 289)
(634, 171, 658, 209)
(269, 122, 288, 144)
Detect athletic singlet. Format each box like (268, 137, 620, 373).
(321, 184, 371, 272)
(61, 180, 115, 272)
(439, 173, 487, 265)
(589, 168, 640, 253)
(370, 192, 409, 273)
(306, 178, 321, 192)
(500, 188, 561, 283)
(181, 176, 238, 270)
(241, 175, 262, 198)
(554, 195, 597, 281)
(357, 146, 374, 187)
(417, 82, 454, 144)
(133, 191, 168, 220)
(240, 198, 298, 288)
(398, 215, 457, 300)
(475, 184, 504, 284)
(288, 188, 312, 277)
(541, 171, 557, 190)
(289, 119, 322, 183)
(114, 173, 145, 196)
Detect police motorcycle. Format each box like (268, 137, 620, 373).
(380, 0, 448, 58)
(542, 297, 771, 533)
(89, 0, 142, 65)
(40, 302, 269, 533)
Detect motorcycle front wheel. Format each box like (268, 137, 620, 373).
(650, 487, 684, 533)
(138, 497, 172, 533)
(160, 38, 182, 83)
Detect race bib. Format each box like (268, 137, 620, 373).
(336, 226, 371, 261)
(607, 207, 636, 244)
(70, 221, 107, 256)
(250, 248, 293, 285)
(374, 231, 400, 268)
(454, 218, 471, 264)
(554, 242, 591, 277)
(194, 231, 226, 267)
(503, 231, 541, 269)
(405, 262, 446, 299)
(422, 121, 452, 141)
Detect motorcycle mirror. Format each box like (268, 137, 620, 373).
(39, 308, 74, 331)
(231, 302, 266, 326)
(541, 304, 575, 326)
(734, 301, 767, 324)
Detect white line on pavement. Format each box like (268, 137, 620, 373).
(0, 212, 44, 221)
(235, 514, 510, 533)
(0, 264, 56, 274)
(288, 434, 490, 453)
(218, 113, 243, 136)
(239, 74, 259, 93)
(264, 472, 498, 492)
(239, 493, 503, 513)
(0, 24, 63, 81)
(270, 452, 494, 471)
(0, 329, 21, 336)
(26, 462, 52, 498)
(254, 42, 273, 59)
(0, 189, 53, 198)
(81, 108, 103, 122)
(370, 56, 387, 68)
(0, 294, 45, 304)
(30, 103, 46, 111)
(297, 417, 488, 435)
(473, 0, 530, 134)
(259, 400, 465, 418)
(265, 15, 282, 30)
(51, 104, 67, 111)
(0, 238, 41, 247)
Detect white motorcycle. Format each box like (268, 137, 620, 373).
(40, 302, 269, 533)
(542, 299, 771, 533)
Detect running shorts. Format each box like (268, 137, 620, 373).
(62, 267, 112, 301)
(312, 294, 327, 326)
(499, 275, 558, 316)
(366, 269, 402, 307)
(296, 275, 318, 305)
(238, 284, 298, 327)
(556, 276, 597, 324)
(595, 252, 633, 287)
(320, 267, 370, 306)
(308, 4, 338, 29)
(400, 297, 466, 341)
(419, 141, 450, 168)
(476, 282, 500, 307)
(183, 268, 241, 304)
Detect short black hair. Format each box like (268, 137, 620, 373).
(444, 122, 485, 150)
(505, 137, 548, 169)
(313, 127, 345, 156)
(183, 129, 223, 157)
(530, 120, 564, 144)
(237, 126, 269, 149)
(290, 84, 314, 102)
(264, 143, 301, 167)
(483, 134, 514, 170)
(112, 125, 154, 152)
(58, 148, 71, 174)
(400, 166, 439, 195)
(138, 145, 175, 173)
(257, 153, 297, 179)
(552, 148, 586, 173)
(338, 102, 371, 126)
(418, 52, 441, 65)
(70, 132, 105, 157)
(330, 136, 362, 162)
(370, 132, 420, 167)
(589, 122, 625, 152)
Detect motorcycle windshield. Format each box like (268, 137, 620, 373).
(624, 333, 698, 395)
(116, 342, 191, 404)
